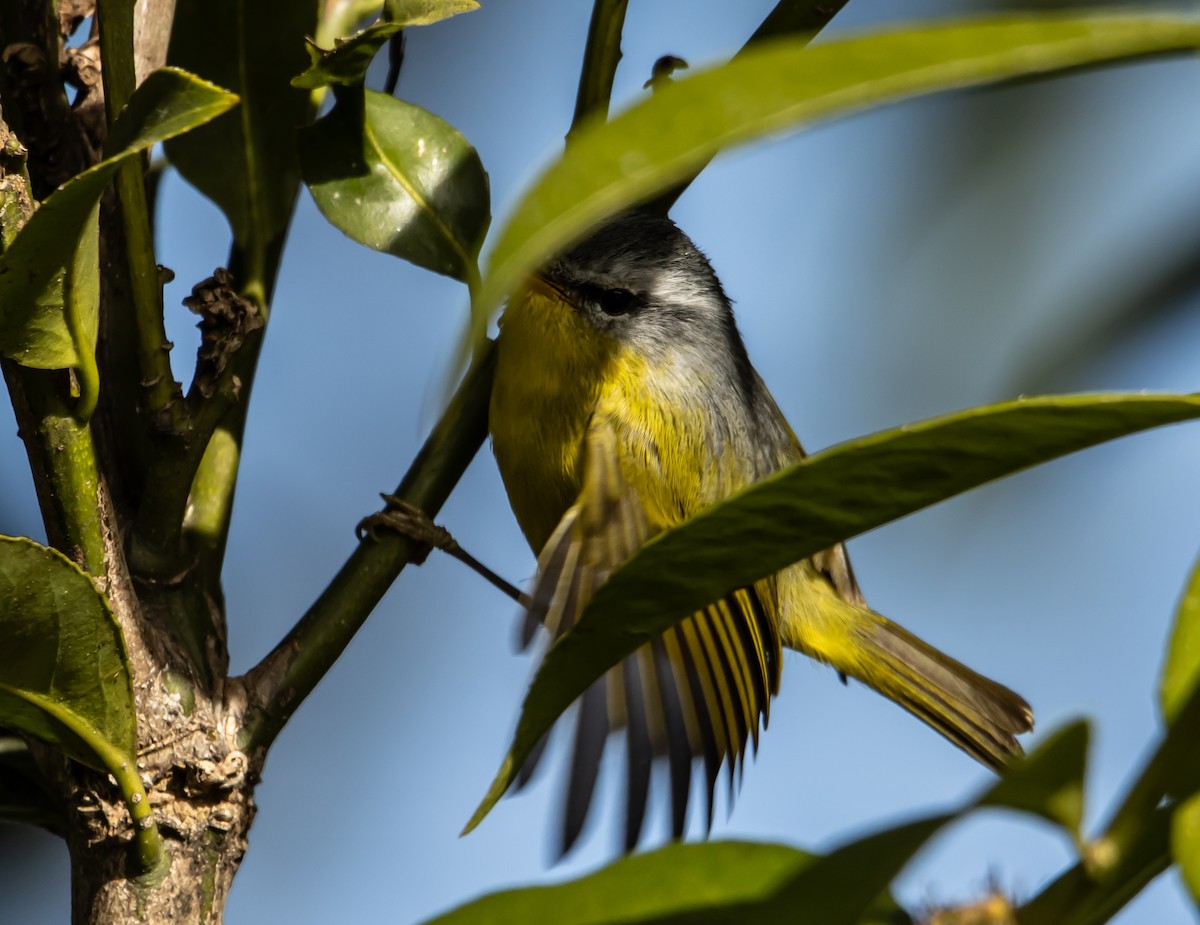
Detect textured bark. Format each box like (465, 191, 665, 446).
(2, 2, 258, 921)
(63, 668, 256, 925)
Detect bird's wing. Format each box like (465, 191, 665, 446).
(519, 414, 782, 855)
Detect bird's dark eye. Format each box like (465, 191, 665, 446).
(596, 288, 637, 316)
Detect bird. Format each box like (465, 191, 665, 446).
(487, 209, 1033, 856)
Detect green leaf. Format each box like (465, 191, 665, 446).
(0, 536, 136, 777)
(166, 0, 318, 276)
(1161, 550, 1200, 723)
(0, 736, 64, 835)
(0, 67, 237, 369)
(449, 726, 1090, 925)
(293, 0, 478, 90)
(300, 87, 489, 284)
(981, 721, 1089, 838)
(750, 816, 942, 925)
(424, 839, 913, 925)
(468, 15, 1200, 338)
(465, 392, 1200, 833)
(1172, 792, 1200, 912)
(422, 841, 821, 925)
(63, 203, 101, 420)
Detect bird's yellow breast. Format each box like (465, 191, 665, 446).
(490, 285, 759, 554)
(490, 287, 615, 551)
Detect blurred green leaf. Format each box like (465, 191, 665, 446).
(0, 536, 136, 777)
(421, 841, 823, 925)
(736, 817, 937, 925)
(1161, 550, 1200, 723)
(0, 68, 236, 369)
(1173, 792, 1200, 912)
(63, 202, 101, 420)
(0, 736, 64, 835)
(469, 15, 1200, 339)
(166, 0, 318, 277)
(300, 88, 489, 283)
(981, 721, 1088, 838)
(294, 0, 478, 89)
(450, 726, 1094, 925)
(466, 393, 1200, 831)
(424, 838, 913, 925)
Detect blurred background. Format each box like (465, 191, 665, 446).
(4, 0, 1200, 921)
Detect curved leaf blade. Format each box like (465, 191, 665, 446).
(1173, 792, 1200, 912)
(0, 67, 237, 368)
(293, 0, 479, 90)
(1161, 550, 1200, 722)
(0, 536, 136, 775)
(754, 724, 1088, 925)
(422, 841, 824, 925)
(469, 15, 1200, 336)
(447, 726, 1085, 925)
(300, 88, 490, 283)
(466, 393, 1200, 832)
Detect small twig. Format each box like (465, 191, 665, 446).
(358, 494, 530, 606)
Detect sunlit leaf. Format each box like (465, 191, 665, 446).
(469, 16, 1200, 339)
(1161, 550, 1200, 723)
(0, 68, 236, 369)
(293, 0, 478, 89)
(300, 88, 489, 283)
(1172, 792, 1200, 911)
(0, 536, 136, 776)
(166, 0, 318, 267)
(466, 393, 1200, 832)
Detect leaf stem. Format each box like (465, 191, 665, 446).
(238, 343, 496, 753)
(98, 739, 165, 873)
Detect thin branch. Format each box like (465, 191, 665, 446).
(237, 343, 496, 753)
(565, 0, 630, 146)
(97, 0, 186, 430)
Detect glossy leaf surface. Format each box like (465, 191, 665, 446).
(0, 536, 135, 776)
(293, 0, 478, 89)
(0, 68, 236, 368)
(301, 88, 489, 283)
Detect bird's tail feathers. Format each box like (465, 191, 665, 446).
(848, 612, 1033, 770)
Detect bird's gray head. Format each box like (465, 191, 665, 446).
(543, 211, 749, 364)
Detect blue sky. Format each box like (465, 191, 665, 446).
(4, 2, 1200, 922)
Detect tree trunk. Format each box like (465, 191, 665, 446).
(59, 664, 258, 924)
